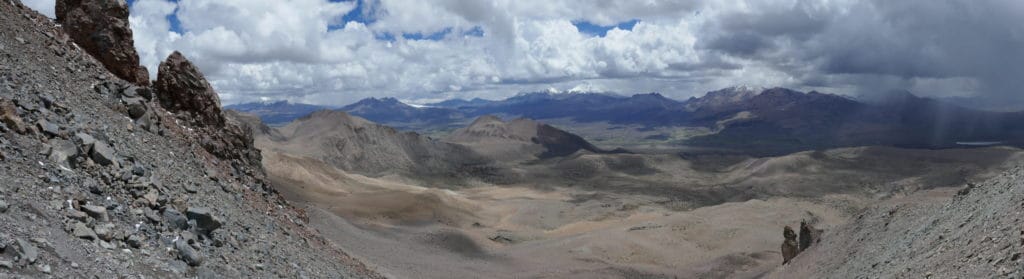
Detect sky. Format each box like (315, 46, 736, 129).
(20, 0, 1024, 107)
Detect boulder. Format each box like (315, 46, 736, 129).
(90, 141, 117, 167)
(94, 223, 115, 241)
(37, 119, 60, 137)
(73, 222, 97, 241)
(163, 208, 189, 231)
(154, 51, 225, 128)
(55, 0, 150, 85)
(48, 139, 79, 168)
(75, 132, 96, 152)
(175, 239, 203, 266)
(781, 226, 799, 265)
(0, 98, 25, 133)
(81, 204, 108, 222)
(185, 207, 223, 235)
(126, 234, 144, 248)
(16, 239, 38, 264)
(123, 97, 147, 119)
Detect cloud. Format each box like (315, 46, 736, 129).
(23, 0, 1024, 107)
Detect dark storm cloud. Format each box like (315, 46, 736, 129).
(700, 0, 1024, 103)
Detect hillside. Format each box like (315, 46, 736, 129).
(447, 115, 607, 160)
(0, 1, 378, 277)
(262, 110, 501, 185)
(767, 164, 1023, 278)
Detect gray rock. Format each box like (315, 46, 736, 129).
(144, 208, 162, 223)
(75, 132, 96, 152)
(0, 200, 8, 213)
(186, 207, 223, 235)
(73, 222, 97, 241)
(90, 141, 117, 166)
(98, 239, 116, 250)
(124, 97, 147, 119)
(38, 264, 51, 274)
(94, 223, 115, 241)
(163, 208, 189, 230)
(136, 109, 159, 132)
(135, 87, 154, 100)
(48, 139, 79, 168)
(126, 234, 144, 248)
(175, 239, 204, 266)
(16, 238, 38, 264)
(131, 163, 147, 177)
(37, 119, 60, 136)
(66, 209, 88, 221)
(81, 204, 109, 222)
(118, 85, 138, 98)
(0, 260, 11, 269)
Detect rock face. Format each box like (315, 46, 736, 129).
(55, 0, 149, 85)
(781, 226, 799, 265)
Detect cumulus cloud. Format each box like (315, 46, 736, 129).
(22, 0, 1024, 107)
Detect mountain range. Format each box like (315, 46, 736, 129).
(227, 87, 1024, 155)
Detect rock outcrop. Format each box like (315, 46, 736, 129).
(154, 51, 224, 127)
(154, 51, 264, 184)
(799, 220, 821, 251)
(782, 226, 799, 264)
(55, 0, 149, 85)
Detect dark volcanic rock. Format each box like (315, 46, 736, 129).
(163, 208, 189, 231)
(154, 51, 224, 128)
(55, 0, 150, 85)
(89, 140, 117, 166)
(185, 207, 222, 235)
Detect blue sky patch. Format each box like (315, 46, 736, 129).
(573, 19, 640, 37)
(402, 28, 451, 40)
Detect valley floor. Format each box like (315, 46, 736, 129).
(260, 146, 1022, 278)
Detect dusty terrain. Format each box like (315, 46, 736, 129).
(253, 111, 1023, 278)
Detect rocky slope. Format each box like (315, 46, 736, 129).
(0, 1, 379, 277)
(768, 164, 1023, 278)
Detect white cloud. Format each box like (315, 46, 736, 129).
(21, 0, 1015, 106)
